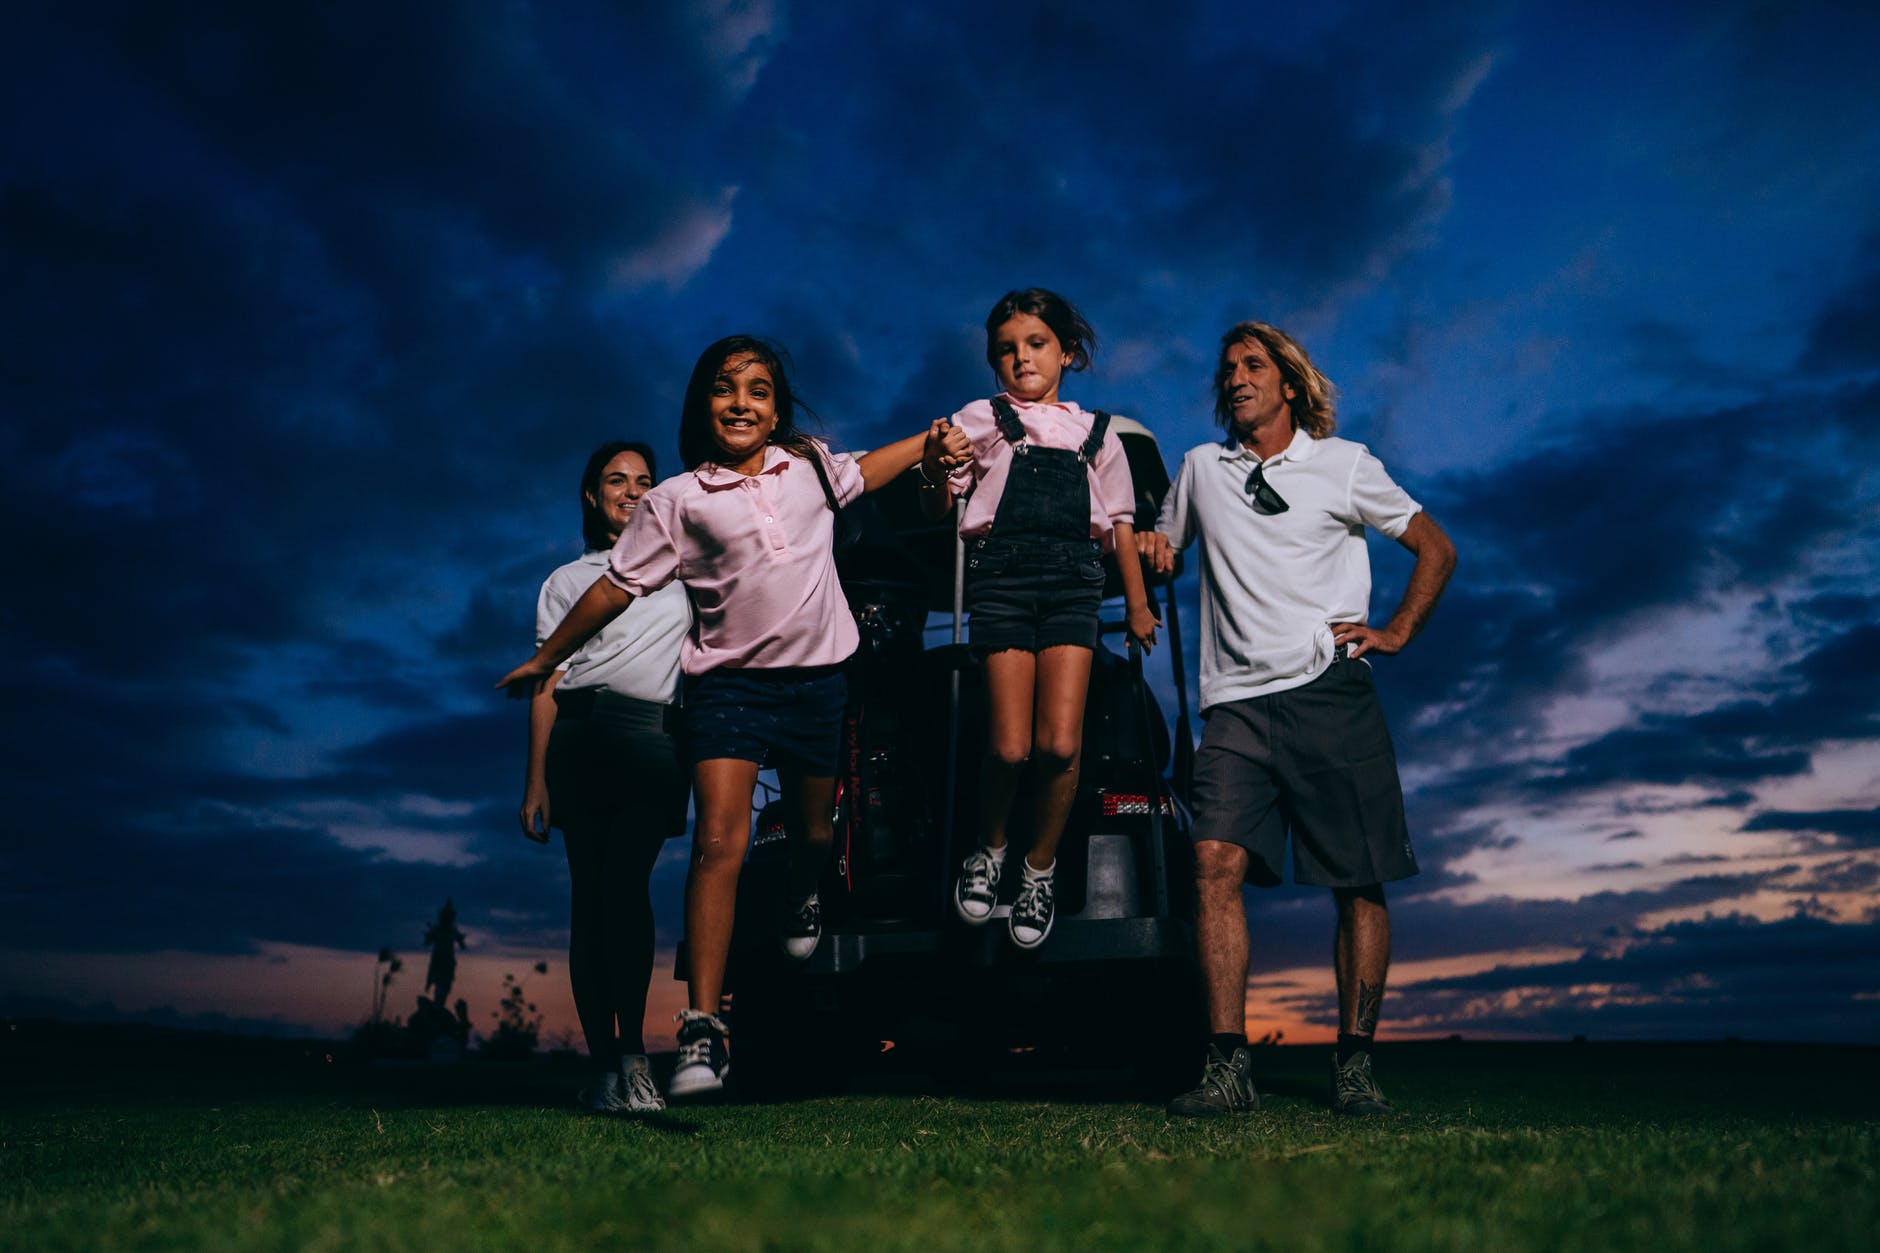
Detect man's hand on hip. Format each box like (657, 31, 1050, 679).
(1331, 621, 1408, 659)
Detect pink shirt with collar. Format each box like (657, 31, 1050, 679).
(944, 395, 1138, 550)
(604, 440, 864, 675)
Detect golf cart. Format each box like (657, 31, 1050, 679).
(716, 417, 1204, 1098)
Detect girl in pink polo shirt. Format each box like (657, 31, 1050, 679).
(501, 335, 967, 1099)
(916, 289, 1159, 951)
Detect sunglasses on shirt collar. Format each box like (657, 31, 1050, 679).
(1244, 462, 1289, 515)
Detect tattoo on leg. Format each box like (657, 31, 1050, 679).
(1355, 980, 1383, 1037)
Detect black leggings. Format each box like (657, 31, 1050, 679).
(547, 691, 687, 1064)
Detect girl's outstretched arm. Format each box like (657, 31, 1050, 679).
(497, 578, 635, 696)
(1111, 521, 1161, 652)
(857, 420, 970, 493)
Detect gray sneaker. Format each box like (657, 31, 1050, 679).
(1166, 1044, 1259, 1116)
(1332, 1050, 1392, 1115)
(577, 1069, 628, 1114)
(618, 1053, 666, 1113)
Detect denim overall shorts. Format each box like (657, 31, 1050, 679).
(964, 399, 1111, 653)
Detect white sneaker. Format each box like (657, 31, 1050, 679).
(618, 1054, 666, 1113)
(668, 1009, 730, 1098)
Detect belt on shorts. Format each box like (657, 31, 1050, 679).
(1332, 641, 1349, 663)
(553, 686, 676, 725)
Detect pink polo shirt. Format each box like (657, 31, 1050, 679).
(944, 395, 1137, 550)
(604, 440, 864, 675)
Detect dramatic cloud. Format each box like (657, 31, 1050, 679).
(1390, 912, 1880, 1043)
(2, 2, 1876, 1046)
(1742, 807, 1880, 849)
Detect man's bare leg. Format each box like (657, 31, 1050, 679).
(1166, 839, 1261, 1115)
(1333, 885, 1390, 1035)
(1196, 841, 1252, 1032)
(1331, 884, 1393, 1114)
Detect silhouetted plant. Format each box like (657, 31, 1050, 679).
(480, 961, 549, 1061)
(368, 946, 403, 1025)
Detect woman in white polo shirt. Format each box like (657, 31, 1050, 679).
(519, 440, 692, 1115)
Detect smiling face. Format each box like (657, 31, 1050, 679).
(1217, 335, 1297, 437)
(989, 312, 1073, 405)
(583, 449, 654, 545)
(708, 351, 780, 473)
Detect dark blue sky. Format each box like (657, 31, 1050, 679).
(4, 1, 1877, 1045)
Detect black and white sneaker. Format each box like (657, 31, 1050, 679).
(1009, 864, 1055, 949)
(954, 847, 1003, 924)
(668, 1009, 730, 1099)
(781, 893, 821, 960)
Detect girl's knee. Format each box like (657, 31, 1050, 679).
(1031, 746, 1077, 777)
(988, 738, 1031, 770)
(1031, 730, 1081, 771)
(691, 825, 748, 873)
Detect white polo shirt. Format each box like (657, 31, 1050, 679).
(1158, 429, 1421, 709)
(536, 552, 690, 705)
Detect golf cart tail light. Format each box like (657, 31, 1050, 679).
(1099, 791, 1175, 817)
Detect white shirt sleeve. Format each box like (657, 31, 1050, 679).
(1345, 447, 1421, 539)
(1157, 451, 1199, 550)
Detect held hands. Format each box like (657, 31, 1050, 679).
(1136, 530, 1176, 576)
(920, 418, 972, 485)
(1330, 621, 1408, 660)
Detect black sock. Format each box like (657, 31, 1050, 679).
(1337, 1032, 1373, 1064)
(1211, 1032, 1248, 1057)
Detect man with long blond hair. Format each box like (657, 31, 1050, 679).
(1140, 321, 1456, 1117)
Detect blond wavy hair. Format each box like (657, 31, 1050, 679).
(1213, 322, 1337, 439)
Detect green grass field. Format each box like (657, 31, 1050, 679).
(4, 1023, 1875, 1251)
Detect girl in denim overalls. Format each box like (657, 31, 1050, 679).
(917, 289, 1159, 949)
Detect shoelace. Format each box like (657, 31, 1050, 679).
(791, 896, 819, 932)
(1337, 1056, 1383, 1101)
(673, 1010, 726, 1067)
(1014, 874, 1053, 922)
(625, 1064, 661, 1106)
(961, 852, 996, 898)
(1202, 1053, 1240, 1098)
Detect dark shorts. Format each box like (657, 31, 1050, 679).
(966, 537, 1105, 654)
(1190, 659, 1418, 888)
(547, 688, 689, 840)
(681, 664, 849, 777)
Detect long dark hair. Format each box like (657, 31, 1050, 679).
(578, 439, 658, 551)
(983, 288, 1098, 373)
(677, 335, 822, 470)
